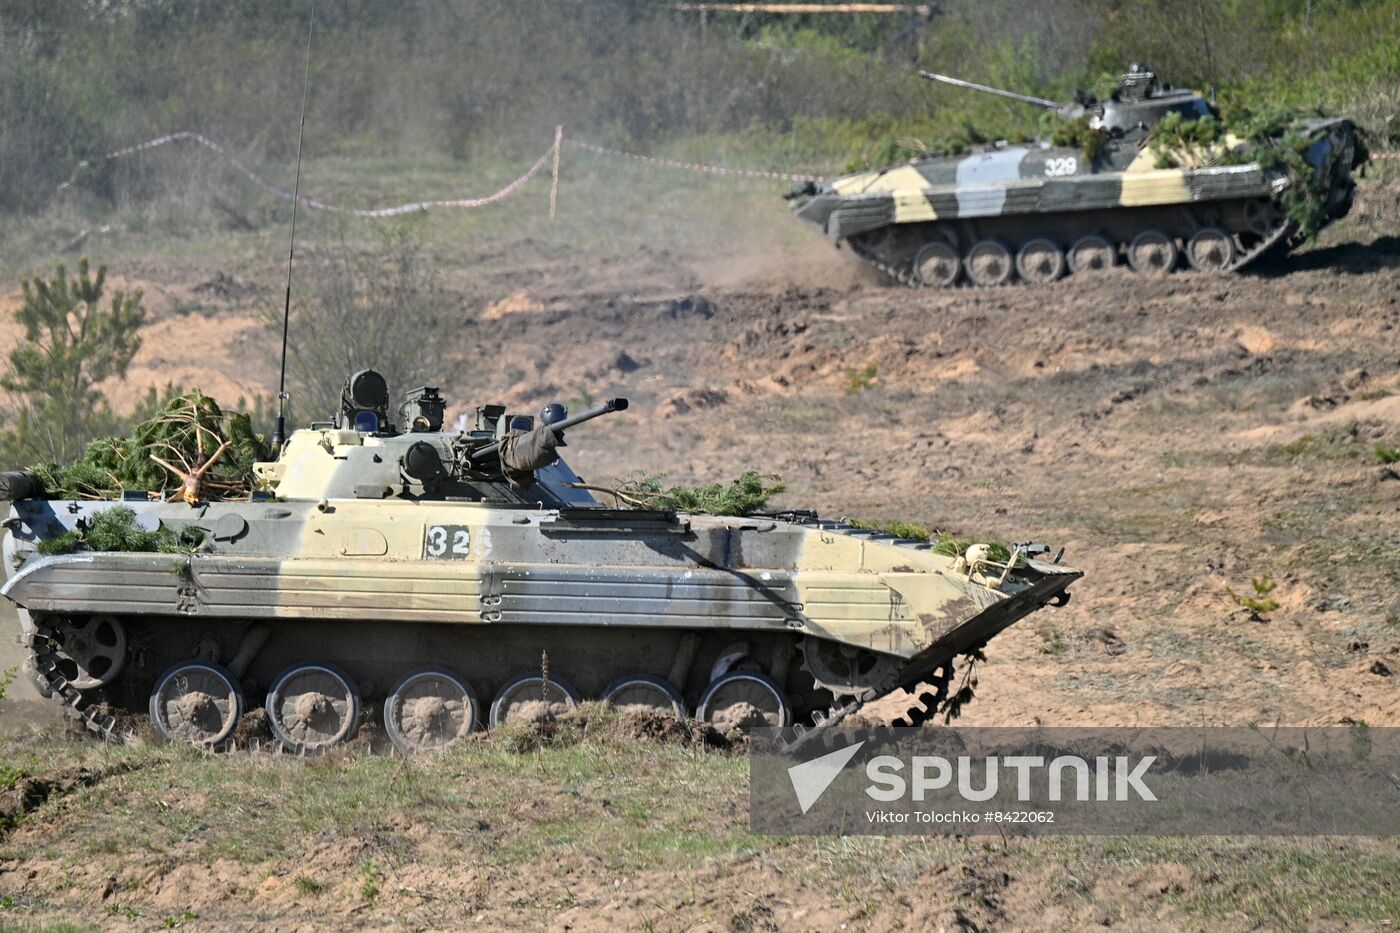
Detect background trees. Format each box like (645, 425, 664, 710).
(0, 0, 1395, 213)
(0, 259, 145, 464)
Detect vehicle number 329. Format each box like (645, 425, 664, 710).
(1044, 156, 1077, 177)
(425, 524, 471, 559)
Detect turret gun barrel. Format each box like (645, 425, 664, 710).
(468, 397, 629, 461)
(918, 70, 1063, 111)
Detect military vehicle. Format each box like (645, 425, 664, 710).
(789, 65, 1364, 286)
(1, 370, 1080, 753)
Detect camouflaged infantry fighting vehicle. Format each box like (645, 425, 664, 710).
(1, 370, 1080, 753)
(790, 65, 1364, 286)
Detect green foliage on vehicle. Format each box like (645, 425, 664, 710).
(609, 471, 787, 516)
(29, 390, 268, 502)
(34, 506, 206, 556)
(846, 518, 1014, 563)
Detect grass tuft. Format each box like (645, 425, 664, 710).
(293, 876, 323, 896)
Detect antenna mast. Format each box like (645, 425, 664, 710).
(271, 14, 314, 448)
(1196, 0, 1218, 103)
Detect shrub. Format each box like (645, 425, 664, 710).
(1230, 575, 1280, 616)
(845, 365, 879, 394)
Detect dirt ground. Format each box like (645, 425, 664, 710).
(2, 179, 1399, 930)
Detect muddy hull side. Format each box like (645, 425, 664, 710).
(895, 569, 1076, 690)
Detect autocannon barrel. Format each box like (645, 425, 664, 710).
(918, 70, 1063, 110)
(469, 397, 629, 461)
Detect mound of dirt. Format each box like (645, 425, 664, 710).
(1, 763, 136, 836)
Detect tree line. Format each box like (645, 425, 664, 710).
(2, 0, 1395, 214)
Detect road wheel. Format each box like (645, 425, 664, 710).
(489, 673, 580, 727)
(697, 672, 791, 731)
(963, 239, 1013, 286)
(149, 661, 244, 748)
(1127, 230, 1177, 274)
(1015, 237, 1066, 284)
(1067, 234, 1116, 273)
(1186, 227, 1236, 272)
(602, 674, 687, 717)
(266, 663, 361, 753)
(384, 666, 479, 754)
(913, 241, 961, 287)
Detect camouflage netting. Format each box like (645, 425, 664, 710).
(31, 390, 267, 502)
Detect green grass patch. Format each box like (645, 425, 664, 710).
(1273, 424, 1373, 463)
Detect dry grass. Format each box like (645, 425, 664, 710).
(0, 720, 1397, 930)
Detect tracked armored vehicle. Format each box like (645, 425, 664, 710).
(2, 371, 1079, 752)
(790, 65, 1363, 286)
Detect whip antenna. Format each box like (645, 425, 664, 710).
(1196, 0, 1218, 103)
(271, 13, 314, 448)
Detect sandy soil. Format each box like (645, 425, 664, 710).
(4, 186, 1398, 731)
(2, 181, 1398, 931)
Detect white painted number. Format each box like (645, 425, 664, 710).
(1044, 156, 1078, 177)
(425, 525, 470, 559)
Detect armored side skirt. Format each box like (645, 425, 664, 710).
(797, 165, 1276, 238)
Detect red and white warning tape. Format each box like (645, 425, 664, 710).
(565, 139, 824, 182)
(52, 127, 1397, 215)
(53, 127, 820, 216)
(57, 129, 562, 217)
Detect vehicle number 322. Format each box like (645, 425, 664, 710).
(424, 524, 471, 559)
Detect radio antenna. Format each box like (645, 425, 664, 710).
(1196, 0, 1218, 103)
(270, 13, 314, 448)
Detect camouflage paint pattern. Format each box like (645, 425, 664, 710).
(791, 115, 1361, 283)
(798, 119, 1356, 239)
(2, 425, 1077, 667)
